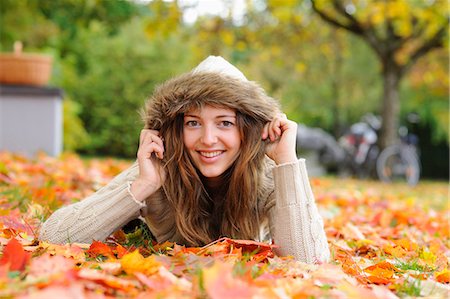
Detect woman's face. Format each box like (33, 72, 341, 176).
(183, 105, 241, 179)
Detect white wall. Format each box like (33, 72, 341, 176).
(0, 86, 63, 157)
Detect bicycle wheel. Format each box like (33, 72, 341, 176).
(376, 145, 420, 185)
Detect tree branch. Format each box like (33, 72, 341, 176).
(331, 0, 364, 34)
(310, 0, 360, 34)
(402, 24, 448, 75)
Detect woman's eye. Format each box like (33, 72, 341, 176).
(185, 120, 199, 127)
(221, 121, 234, 127)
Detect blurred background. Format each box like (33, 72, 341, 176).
(0, 0, 448, 180)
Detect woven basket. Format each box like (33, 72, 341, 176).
(0, 42, 53, 86)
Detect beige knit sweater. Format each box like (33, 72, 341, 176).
(39, 158, 330, 263)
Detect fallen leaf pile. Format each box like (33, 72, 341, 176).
(0, 151, 448, 298)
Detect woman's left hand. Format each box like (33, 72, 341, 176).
(262, 113, 298, 165)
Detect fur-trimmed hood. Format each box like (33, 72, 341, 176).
(142, 57, 280, 131)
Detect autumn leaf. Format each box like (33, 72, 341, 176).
(28, 253, 76, 278)
(120, 250, 161, 276)
(39, 241, 86, 262)
(86, 240, 115, 259)
(0, 238, 31, 272)
(203, 261, 259, 299)
(435, 269, 450, 284)
(115, 244, 128, 258)
(364, 261, 401, 285)
(17, 283, 87, 299)
(78, 268, 140, 292)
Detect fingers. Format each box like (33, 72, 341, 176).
(138, 129, 164, 159)
(262, 113, 288, 141)
(140, 129, 162, 146)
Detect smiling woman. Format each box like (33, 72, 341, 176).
(39, 56, 330, 264)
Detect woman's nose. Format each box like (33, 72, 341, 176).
(200, 126, 218, 145)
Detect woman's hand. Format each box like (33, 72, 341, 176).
(130, 129, 166, 202)
(262, 114, 298, 165)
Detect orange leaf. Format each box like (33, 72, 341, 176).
(383, 245, 407, 258)
(40, 242, 86, 262)
(78, 268, 139, 292)
(114, 244, 128, 258)
(393, 238, 418, 251)
(86, 241, 115, 259)
(435, 269, 450, 283)
(203, 261, 258, 299)
(0, 238, 31, 271)
(199, 237, 276, 261)
(364, 261, 399, 285)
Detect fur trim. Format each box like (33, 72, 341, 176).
(142, 71, 280, 131)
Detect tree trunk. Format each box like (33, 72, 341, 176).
(330, 30, 344, 139)
(380, 62, 402, 149)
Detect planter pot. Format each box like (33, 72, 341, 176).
(0, 42, 53, 86)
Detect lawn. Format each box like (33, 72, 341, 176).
(0, 151, 448, 298)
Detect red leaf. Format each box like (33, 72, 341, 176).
(86, 241, 115, 259)
(199, 237, 276, 261)
(0, 238, 31, 271)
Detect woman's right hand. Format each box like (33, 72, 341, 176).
(130, 129, 166, 202)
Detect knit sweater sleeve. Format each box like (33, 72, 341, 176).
(39, 162, 144, 244)
(269, 158, 330, 263)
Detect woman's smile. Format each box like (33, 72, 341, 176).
(198, 150, 224, 158)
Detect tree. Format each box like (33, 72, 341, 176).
(311, 0, 449, 148)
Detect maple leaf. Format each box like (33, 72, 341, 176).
(197, 237, 276, 262)
(364, 261, 401, 285)
(77, 268, 140, 293)
(120, 250, 161, 276)
(26, 254, 79, 289)
(86, 240, 115, 259)
(435, 269, 449, 284)
(203, 261, 259, 299)
(115, 244, 128, 258)
(39, 241, 86, 262)
(135, 267, 192, 292)
(0, 238, 31, 272)
(17, 282, 87, 299)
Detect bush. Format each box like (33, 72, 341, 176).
(63, 98, 90, 151)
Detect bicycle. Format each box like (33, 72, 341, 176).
(336, 113, 421, 185)
(376, 125, 421, 186)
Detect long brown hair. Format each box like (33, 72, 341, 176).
(159, 106, 267, 246)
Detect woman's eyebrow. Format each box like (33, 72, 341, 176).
(216, 115, 236, 118)
(184, 114, 236, 118)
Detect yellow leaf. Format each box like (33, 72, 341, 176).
(419, 249, 437, 265)
(120, 250, 160, 276)
(383, 244, 406, 258)
(393, 238, 418, 251)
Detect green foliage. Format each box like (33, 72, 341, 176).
(395, 279, 422, 297)
(0, 0, 58, 50)
(63, 98, 90, 151)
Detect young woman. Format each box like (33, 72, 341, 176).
(39, 56, 330, 264)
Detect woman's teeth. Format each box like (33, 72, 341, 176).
(200, 151, 222, 158)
